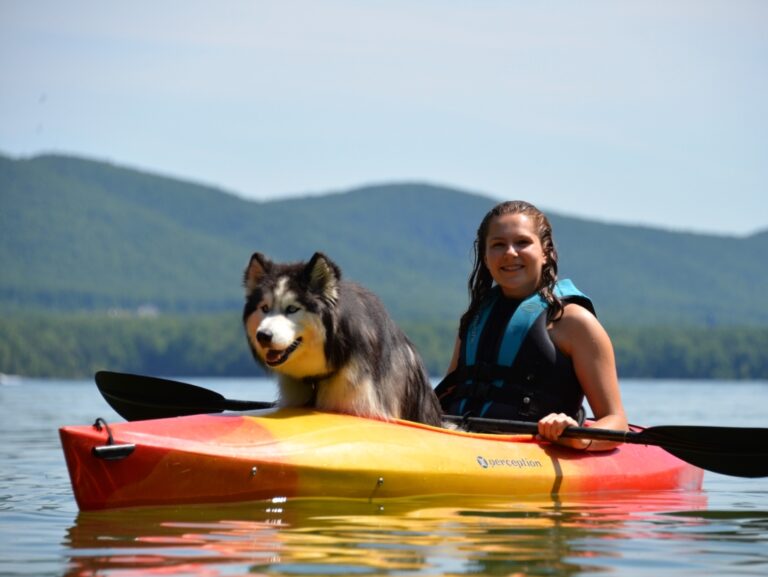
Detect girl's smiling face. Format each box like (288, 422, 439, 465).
(484, 212, 547, 299)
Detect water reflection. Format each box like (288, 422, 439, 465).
(63, 492, 710, 576)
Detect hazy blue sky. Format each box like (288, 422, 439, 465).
(2, 1, 766, 235)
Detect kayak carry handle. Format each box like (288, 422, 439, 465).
(91, 417, 136, 461)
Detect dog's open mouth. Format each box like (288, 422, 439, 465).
(263, 338, 302, 367)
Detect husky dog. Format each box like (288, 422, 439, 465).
(242, 252, 443, 426)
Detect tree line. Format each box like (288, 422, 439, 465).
(2, 313, 767, 381)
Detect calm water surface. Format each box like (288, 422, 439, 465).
(1, 378, 766, 576)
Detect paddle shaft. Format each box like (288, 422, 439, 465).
(446, 415, 637, 443)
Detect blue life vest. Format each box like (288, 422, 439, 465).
(436, 280, 594, 422)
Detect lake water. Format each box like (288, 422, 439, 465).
(1, 377, 766, 576)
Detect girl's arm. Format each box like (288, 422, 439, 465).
(542, 304, 628, 450)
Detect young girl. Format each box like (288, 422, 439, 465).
(437, 201, 627, 450)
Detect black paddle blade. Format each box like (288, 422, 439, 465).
(94, 371, 270, 421)
(638, 425, 768, 478)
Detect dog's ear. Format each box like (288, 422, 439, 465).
(303, 252, 340, 303)
(243, 252, 272, 297)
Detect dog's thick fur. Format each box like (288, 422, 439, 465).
(242, 252, 443, 426)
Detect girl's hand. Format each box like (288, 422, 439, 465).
(537, 412, 591, 450)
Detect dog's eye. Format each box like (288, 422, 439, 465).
(285, 305, 300, 314)
(260, 304, 270, 313)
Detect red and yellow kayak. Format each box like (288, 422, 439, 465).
(60, 408, 704, 511)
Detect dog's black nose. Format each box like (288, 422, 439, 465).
(256, 329, 273, 346)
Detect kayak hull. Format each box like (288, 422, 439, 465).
(60, 408, 704, 511)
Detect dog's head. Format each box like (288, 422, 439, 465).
(242, 252, 340, 378)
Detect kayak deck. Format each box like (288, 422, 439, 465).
(59, 408, 704, 511)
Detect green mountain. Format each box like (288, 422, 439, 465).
(2, 152, 767, 326)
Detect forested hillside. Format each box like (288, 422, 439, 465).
(3, 153, 768, 326)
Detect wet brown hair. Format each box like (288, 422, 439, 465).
(459, 200, 562, 335)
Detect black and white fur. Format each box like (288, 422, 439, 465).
(242, 252, 443, 426)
